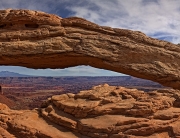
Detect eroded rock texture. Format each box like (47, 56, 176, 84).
(1, 84, 180, 138)
(0, 9, 180, 89)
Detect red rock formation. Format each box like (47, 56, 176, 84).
(0, 84, 180, 137)
(40, 84, 180, 138)
(0, 9, 180, 89)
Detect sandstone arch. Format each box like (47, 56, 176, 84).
(0, 9, 180, 89)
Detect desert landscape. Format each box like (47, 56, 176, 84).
(0, 9, 180, 138)
(0, 82, 180, 138)
(0, 74, 165, 110)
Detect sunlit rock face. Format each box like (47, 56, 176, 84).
(1, 84, 180, 137)
(0, 9, 180, 89)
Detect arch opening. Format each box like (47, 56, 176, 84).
(0, 65, 165, 110)
(0, 51, 177, 90)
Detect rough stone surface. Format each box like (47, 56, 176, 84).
(0, 9, 180, 89)
(0, 106, 86, 138)
(40, 84, 180, 138)
(1, 84, 180, 137)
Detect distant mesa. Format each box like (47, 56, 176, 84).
(0, 71, 32, 77)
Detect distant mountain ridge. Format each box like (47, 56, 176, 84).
(0, 71, 32, 77)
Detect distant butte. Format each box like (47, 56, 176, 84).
(0, 9, 180, 89)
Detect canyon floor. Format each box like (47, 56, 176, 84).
(0, 76, 164, 110)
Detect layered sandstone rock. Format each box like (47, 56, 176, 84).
(1, 84, 180, 137)
(0, 9, 180, 89)
(40, 84, 180, 138)
(0, 104, 85, 138)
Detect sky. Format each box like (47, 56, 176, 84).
(0, 0, 180, 76)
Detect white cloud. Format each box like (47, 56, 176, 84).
(67, 0, 180, 44)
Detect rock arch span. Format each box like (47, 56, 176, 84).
(0, 9, 180, 89)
